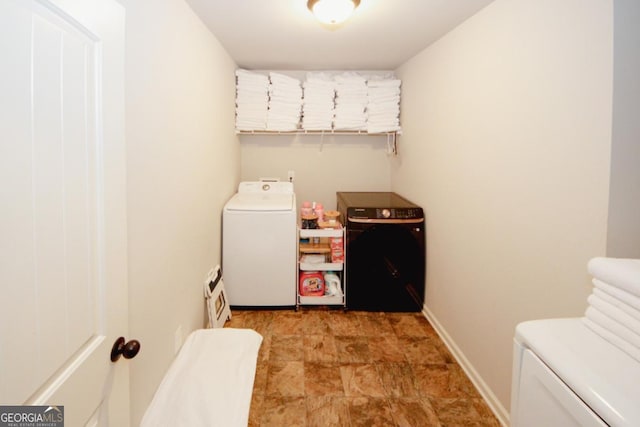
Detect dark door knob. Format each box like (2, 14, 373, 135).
(110, 337, 141, 362)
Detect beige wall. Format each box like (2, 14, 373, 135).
(393, 0, 613, 422)
(239, 134, 392, 209)
(118, 0, 239, 424)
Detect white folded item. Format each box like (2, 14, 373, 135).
(236, 74, 268, 81)
(367, 79, 401, 88)
(368, 96, 400, 104)
(367, 101, 400, 111)
(236, 102, 268, 109)
(333, 123, 366, 130)
(593, 278, 640, 311)
(141, 328, 262, 427)
(265, 124, 299, 131)
(367, 114, 399, 122)
(368, 121, 400, 129)
(588, 257, 640, 296)
(236, 124, 266, 131)
(588, 294, 640, 334)
(236, 113, 266, 120)
(269, 72, 301, 85)
(583, 317, 640, 362)
(594, 288, 640, 321)
(303, 81, 335, 90)
(585, 305, 640, 348)
(302, 124, 332, 130)
(304, 102, 334, 109)
(306, 71, 334, 82)
(334, 71, 367, 84)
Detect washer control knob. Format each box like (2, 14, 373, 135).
(381, 208, 391, 218)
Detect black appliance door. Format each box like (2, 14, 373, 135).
(346, 222, 425, 312)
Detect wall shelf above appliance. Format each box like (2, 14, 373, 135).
(236, 129, 399, 136)
(236, 129, 400, 152)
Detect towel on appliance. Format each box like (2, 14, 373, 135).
(593, 278, 640, 312)
(583, 317, 640, 362)
(141, 328, 262, 427)
(588, 257, 640, 297)
(587, 293, 640, 334)
(593, 287, 640, 321)
(585, 305, 640, 349)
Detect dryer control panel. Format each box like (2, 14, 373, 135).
(347, 207, 423, 220)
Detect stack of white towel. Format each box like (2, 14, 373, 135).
(333, 72, 368, 131)
(301, 72, 335, 130)
(366, 78, 401, 133)
(583, 257, 640, 362)
(266, 72, 302, 131)
(235, 70, 269, 131)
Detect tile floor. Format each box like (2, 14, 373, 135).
(226, 309, 501, 427)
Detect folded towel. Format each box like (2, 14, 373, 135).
(367, 79, 401, 88)
(585, 305, 640, 348)
(306, 71, 334, 82)
(334, 71, 367, 84)
(141, 328, 262, 427)
(588, 257, 640, 296)
(593, 288, 640, 321)
(583, 317, 640, 362)
(236, 69, 268, 83)
(588, 294, 640, 334)
(593, 278, 640, 311)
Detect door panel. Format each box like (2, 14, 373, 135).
(0, 0, 127, 425)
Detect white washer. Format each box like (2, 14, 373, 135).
(222, 181, 296, 307)
(511, 318, 640, 427)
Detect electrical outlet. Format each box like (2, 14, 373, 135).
(288, 170, 295, 182)
(174, 325, 183, 354)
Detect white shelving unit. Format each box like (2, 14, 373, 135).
(296, 226, 346, 309)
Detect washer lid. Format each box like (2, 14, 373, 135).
(225, 193, 294, 211)
(515, 318, 640, 427)
(225, 181, 295, 211)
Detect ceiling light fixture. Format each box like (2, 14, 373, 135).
(307, 0, 361, 26)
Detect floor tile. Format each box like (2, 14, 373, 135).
(270, 335, 304, 361)
(304, 362, 344, 396)
(399, 335, 447, 365)
(335, 336, 372, 363)
(347, 396, 395, 427)
(306, 396, 351, 427)
(367, 335, 407, 362)
(327, 311, 362, 335)
(271, 311, 303, 335)
(376, 362, 419, 398)
(429, 397, 485, 427)
(304, 334, 339, 363)
(260, 396, 306, 427)
(388, 397, 442, 427)
(266, 361, 305, 397)
(340, 363, 386, 397)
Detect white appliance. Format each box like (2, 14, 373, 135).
(222, 181, 296, 306)
(511, 318, 640, 427)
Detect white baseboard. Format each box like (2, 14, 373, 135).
(421, 305, 510, 426)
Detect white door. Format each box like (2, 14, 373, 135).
(0, 0, 129, 425)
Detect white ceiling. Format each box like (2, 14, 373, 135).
(185, 0, 495, 70)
